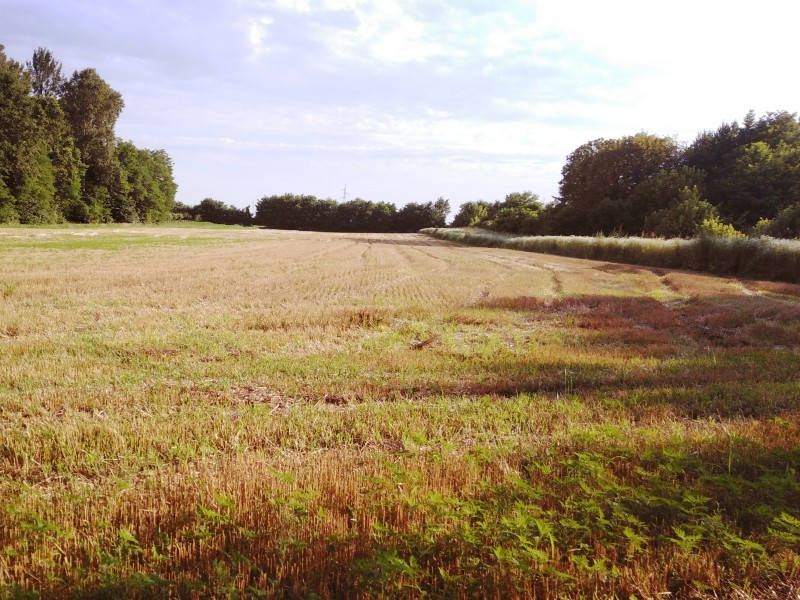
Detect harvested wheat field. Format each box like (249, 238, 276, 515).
(1, 224, 799, 599)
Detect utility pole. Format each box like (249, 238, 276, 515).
(342, 184, 347, 203)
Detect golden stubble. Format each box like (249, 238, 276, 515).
(1, 226, 800, 597)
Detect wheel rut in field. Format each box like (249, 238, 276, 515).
(465, 250, 569, 304)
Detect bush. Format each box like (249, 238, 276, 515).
(643, 186, 717, 238)
(750, 203, 800, 239)
(698, 216, 746, 239)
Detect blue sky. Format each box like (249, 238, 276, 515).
(2, 0, 799, 212)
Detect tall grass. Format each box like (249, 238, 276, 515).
(421, 228, 800, 283)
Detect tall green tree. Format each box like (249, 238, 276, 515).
(452, 200, 490, 228)
(31, 93, 83, 220)
(397, 199, 449, 232)
(0, 45, 61, 223)
(486, 192, 542, 234)
(1, 46, 176, 224)
(15, 144, 59, 223)
(643, 186, 719, 238)
(0, 45, 31, 221)
(551, 133, 680, 235)
(144, 148, 178, 221)
(0, 178, 15, 223)
(25, 47, 64, 98)
(60, 68, 124, 218)
(115, 141, 177, 222)
(620, 166, 706, 233)
(433, 197, 450, 227)
(684, 111, 800, 230)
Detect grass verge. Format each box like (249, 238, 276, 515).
(421, 228, 800, 284)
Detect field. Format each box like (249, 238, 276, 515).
(1, 225, 799, 598)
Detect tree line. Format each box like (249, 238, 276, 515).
(174, 195, 451, 232)
(191, 111, 800, 240)
(0, 45, 177, 224)
(172, 198, 254, 226)
(453, 111, 800, 239)
(4, 43, 796, 240)
(254, 195, 450, 232)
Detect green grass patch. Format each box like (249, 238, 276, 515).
(0, 233, 225, 251)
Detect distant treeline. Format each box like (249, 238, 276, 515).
(254, 195, 450, 232)
(191, 111, 800, 240)
(177, 195, 450, 232)
(0, 46, 177, 224)
(173, 198, 254, 226)
(453, 111, 800, 240)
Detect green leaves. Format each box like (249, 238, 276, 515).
(254, 193, 450, 232)
(115, 528, 142, 556)
(769, 512, 800, 549)
(0, 47, 176, 224)
(450, 192, 543, 234)
(669, 526, 703, 555)
(115, 141, 177, 223)
(554, 133, 681, 236)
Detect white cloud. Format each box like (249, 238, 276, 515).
(313, 1, 446, 63)
(530, 0, 800, 131)
(247, 16, 275, 57)
(267, 0, 553, 65)
(273, 0, 312, 11)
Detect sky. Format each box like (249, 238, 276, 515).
(2, 0, 799, 212)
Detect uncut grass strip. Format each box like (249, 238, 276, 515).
(421, 228, 800, 284)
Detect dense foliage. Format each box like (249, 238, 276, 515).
(452, 192, 543, 234)
(453, 112, 800, 239)
(173, 198, 254, 226)
(254, 194, 450, 233)
(0, 46, 176, 223)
